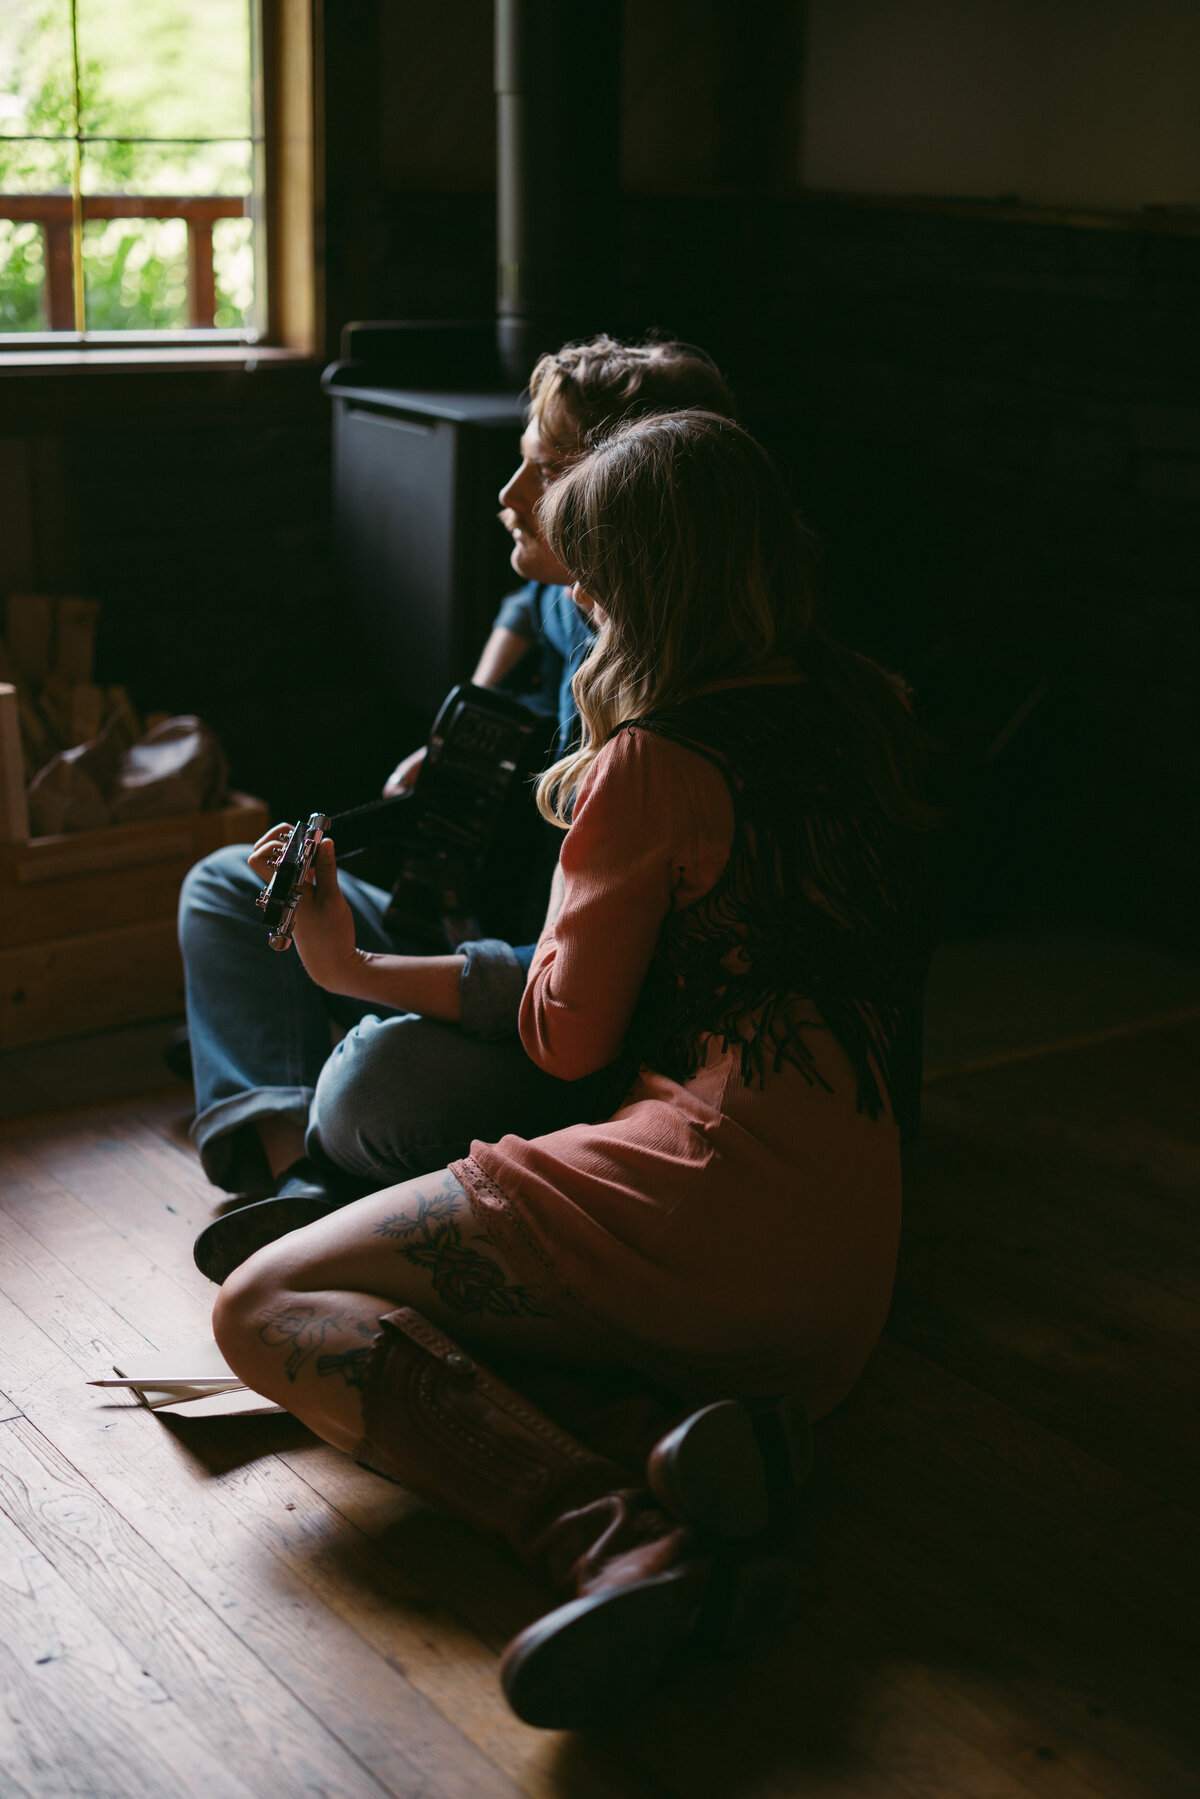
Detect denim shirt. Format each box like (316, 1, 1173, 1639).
(492, 581, 593, 754)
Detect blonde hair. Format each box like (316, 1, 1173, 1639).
(535, 410, 817, 825)
(535, 409, 936, 831)
(527, 333, 735, 453)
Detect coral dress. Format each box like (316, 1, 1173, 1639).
(451, 692, 904, 1420)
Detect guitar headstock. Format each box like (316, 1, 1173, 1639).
(255, 812, 330, 950)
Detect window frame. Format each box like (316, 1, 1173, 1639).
(0, 0, 319, 366)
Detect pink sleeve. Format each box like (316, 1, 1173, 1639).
(519, 727, 734, 1080)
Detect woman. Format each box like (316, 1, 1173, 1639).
(182, 332, 736, 1279)
(213, 411, 936, 1727)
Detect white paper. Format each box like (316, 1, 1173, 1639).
(90, 1338, 284, 1416)
(111, 1339, 242, 1386)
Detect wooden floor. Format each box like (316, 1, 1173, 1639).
(0, 1022, 1196, 1799)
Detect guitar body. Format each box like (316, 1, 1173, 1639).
(260, 685, 560, 953)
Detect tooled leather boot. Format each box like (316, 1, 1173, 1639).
(355, 1307, 796, 1729)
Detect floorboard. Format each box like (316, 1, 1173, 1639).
(0, 1018, 1195, 1797)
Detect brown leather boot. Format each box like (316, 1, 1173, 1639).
(355, 1308, 796, 1728)
(648, 1395, 813, 1542)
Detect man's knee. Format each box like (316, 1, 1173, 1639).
(309, 1015, 442, 1175)
(179, 843, 259, 935)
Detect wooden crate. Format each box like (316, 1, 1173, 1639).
(0, 684, 269, 1049)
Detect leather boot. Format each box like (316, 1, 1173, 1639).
(356, 1308, 796, 1729)
(648, 1394, 813, 1543)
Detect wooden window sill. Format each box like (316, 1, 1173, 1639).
(0, 346, 317, 376)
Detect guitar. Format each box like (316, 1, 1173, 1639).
(256, 683, 553, 953)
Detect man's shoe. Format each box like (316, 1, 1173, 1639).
(193, 1159, 361, 1284)
(164, 1024, 193, 1083)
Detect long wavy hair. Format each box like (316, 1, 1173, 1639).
(535, 409, 935, 829)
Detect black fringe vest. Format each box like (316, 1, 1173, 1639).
(594, 680, 936, 1140)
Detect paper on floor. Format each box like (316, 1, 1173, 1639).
(88, 1338, 284, 1416)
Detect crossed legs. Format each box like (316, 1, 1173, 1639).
(212, 1165, 602, 1454)
(212, 1164, 807, 1729)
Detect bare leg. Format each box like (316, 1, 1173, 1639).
(256, 1114, 306, 1181)
(212, 1166, 601, 1455)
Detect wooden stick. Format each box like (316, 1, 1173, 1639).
(54, 597, 102, 685)
(6, 592, 54, 686)
(0, 683, 30, 844)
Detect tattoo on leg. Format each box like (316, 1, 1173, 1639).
(374, 1181, 459, 1241)
(374, 1180, 549, 1319)
(315, 1346, 372, 1389)
(258, 1305, 376, 1382)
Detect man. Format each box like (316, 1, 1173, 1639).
(182, 334, 735, 1282)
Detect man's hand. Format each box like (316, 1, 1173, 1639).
(287, 837, 362, 993)
(247, 820, 298, 888)
(382, 745, 426, 798)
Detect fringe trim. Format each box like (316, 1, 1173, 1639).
(597, 688, 933, 1141)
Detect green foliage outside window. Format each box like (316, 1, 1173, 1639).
(0, 220, 45, 328)
(0, 1, 255, 335)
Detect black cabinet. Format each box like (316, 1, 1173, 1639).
(324, 326, 524, 721)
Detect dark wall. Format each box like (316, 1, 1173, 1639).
(1, 0, 1195, 948)
(0, 363, 400, 822)
(744, 202, 1200, 949)
(345, 1, 1199, 950)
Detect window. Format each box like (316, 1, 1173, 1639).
(0, 0, 261, 343)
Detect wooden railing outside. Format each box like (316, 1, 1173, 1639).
(0, 194, 247, 330)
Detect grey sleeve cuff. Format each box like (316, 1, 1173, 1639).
(458, 938, 529, 1039)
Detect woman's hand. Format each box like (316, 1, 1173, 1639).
(247, 824, 359, 989)
(285, 837, 363, 993)
(245, 823, 467, 1017)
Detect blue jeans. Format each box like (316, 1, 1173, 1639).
(179, 844, 599, 1194)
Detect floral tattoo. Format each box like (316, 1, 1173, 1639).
(314, 1346, 372, 1389)
(374, 1180, 548, 1318)
(258, 1305, 376, 1382)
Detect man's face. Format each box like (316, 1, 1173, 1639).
(497, 421, 575, 585)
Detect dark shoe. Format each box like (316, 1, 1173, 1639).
(648, 1395, 813, 1543)
(193, 1159, 359, 1284)
(502, 1396, 810, 1728)
(499, 1539, 800, 1729)
(355, 1308, 798, 1729)
(164, 1024, 193, 1083)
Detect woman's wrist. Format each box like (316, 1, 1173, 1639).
(333, 949, 467, 1023)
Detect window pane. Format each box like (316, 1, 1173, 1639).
(0, 136, 73, 193)
(80, 140, 253, 332)
(0, 0, 74, 139)
(0, 140, 73, 333)
(75, 0, 252, 143)
(212, 214, 253, 328)
(82, 215, 189, 331)
(81, 137, 252, 199)
(0, 219, 49, 329)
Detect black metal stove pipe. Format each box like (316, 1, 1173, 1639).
(495, 0, 533, 381)
(495, 0, 621, 384)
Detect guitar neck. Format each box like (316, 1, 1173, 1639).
(326, 792, 411, 855)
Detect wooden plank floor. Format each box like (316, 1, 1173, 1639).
(0, 1022, 1196, 1798)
